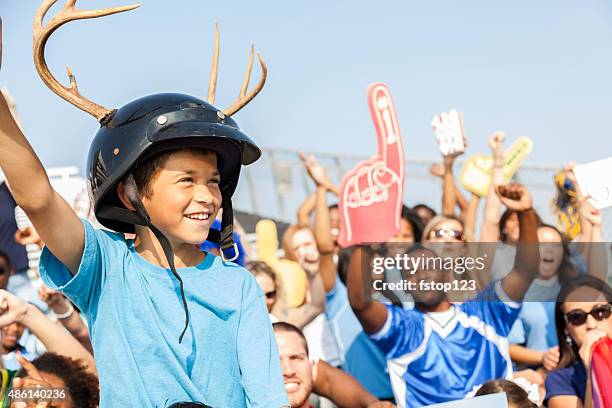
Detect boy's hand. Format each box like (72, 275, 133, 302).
(495, 183, 532, 212)
(0, 289, 29, 327)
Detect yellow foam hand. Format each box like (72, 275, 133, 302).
(461, 137, 533, 197)
(255, 220, 307, 308)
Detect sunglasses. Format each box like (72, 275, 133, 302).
(265, 290, 277, 300)
(430, 228, 464, 241)
(565, 304, 612, 326)
(0, 267, 6, 275)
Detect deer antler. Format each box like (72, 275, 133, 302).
(206, 24, 267, 117)
(207, 22, 220, 105)
(33, 0, 141, 122)
(222, 49, 267, 117)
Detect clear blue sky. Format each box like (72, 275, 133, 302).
(2, 1, 612, 228)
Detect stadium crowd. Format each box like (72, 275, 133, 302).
(0, 3, 610, 407)
(0, 123, 610, 407)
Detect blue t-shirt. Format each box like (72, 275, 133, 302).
(39, 220, 288, 408)
(508, 278, 560, 360)
(544, 361, 587, 404)
(368, 282, 520, 408)
(508, 301, 557, 352)
(325, 280, 394, 399)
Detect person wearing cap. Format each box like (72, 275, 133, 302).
(0, 2, 288, 407)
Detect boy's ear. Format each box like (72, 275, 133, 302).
(116, 182, 137, 212)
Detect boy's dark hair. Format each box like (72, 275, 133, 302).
(0, 250, 10, 269)
(16, 352, 99, 408)
(272, 322, 309, 356)
(168, 403, 212, 408)
(401, 205, 424, 242)
(475, 379, 537, 408)
(131, 147, 216, 198)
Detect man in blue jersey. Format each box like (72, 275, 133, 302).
(346, 184, 540, 408)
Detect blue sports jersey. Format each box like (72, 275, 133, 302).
(325, 280, 394, 399)
(369, 281, 521, 408)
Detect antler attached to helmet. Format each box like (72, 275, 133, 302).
(206, 23, 268, 117)
(33, 0, 141, 122)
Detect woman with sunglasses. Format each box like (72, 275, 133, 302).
(508, 195, 604, 373)
(507, 224, 578, 373)
(246, 260, 325, 330)
(423, 215, 466, 244)
(545, 275, 612, 408)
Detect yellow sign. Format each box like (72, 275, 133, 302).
(256, 220, 307, 307)
(461, 137, 533, 197)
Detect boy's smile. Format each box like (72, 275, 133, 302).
(141, 149, 222, 252)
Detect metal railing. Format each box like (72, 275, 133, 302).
(233, 148, 612, 241)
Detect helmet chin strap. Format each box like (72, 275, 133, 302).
(206, 198, 239, 262)
(122, 174, 190, 343)
(98, 174, 241, 342)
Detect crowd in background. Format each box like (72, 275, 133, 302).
(0, 128, 609, 408)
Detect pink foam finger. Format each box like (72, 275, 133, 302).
(367, 83, 404, 175)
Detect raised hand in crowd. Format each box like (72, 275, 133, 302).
(9, 351, 99, 408)
(577, 196, 608, 281)
(13, 227, 42, 249)
(480, 132, 507, 242)
(38, 284, 93, 354)
(428, 162, 444, 178)
(300, 152, 337, 195)
(10, 352, 62, 408)
(0, 289, 96, 375)
(440, 141, 468, 218)
(496, 183, 533, 212)
(495, 183, 540, 302)
(299, 152, 337, 293)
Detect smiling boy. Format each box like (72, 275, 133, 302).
(0, 2, 288, 407)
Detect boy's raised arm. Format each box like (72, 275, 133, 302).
(0, 91, 84, 275)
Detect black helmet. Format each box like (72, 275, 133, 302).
(88, 92, 261, 234)
(33, 0, 267, 342)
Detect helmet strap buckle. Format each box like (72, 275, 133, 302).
(220, 243, 240, 262)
